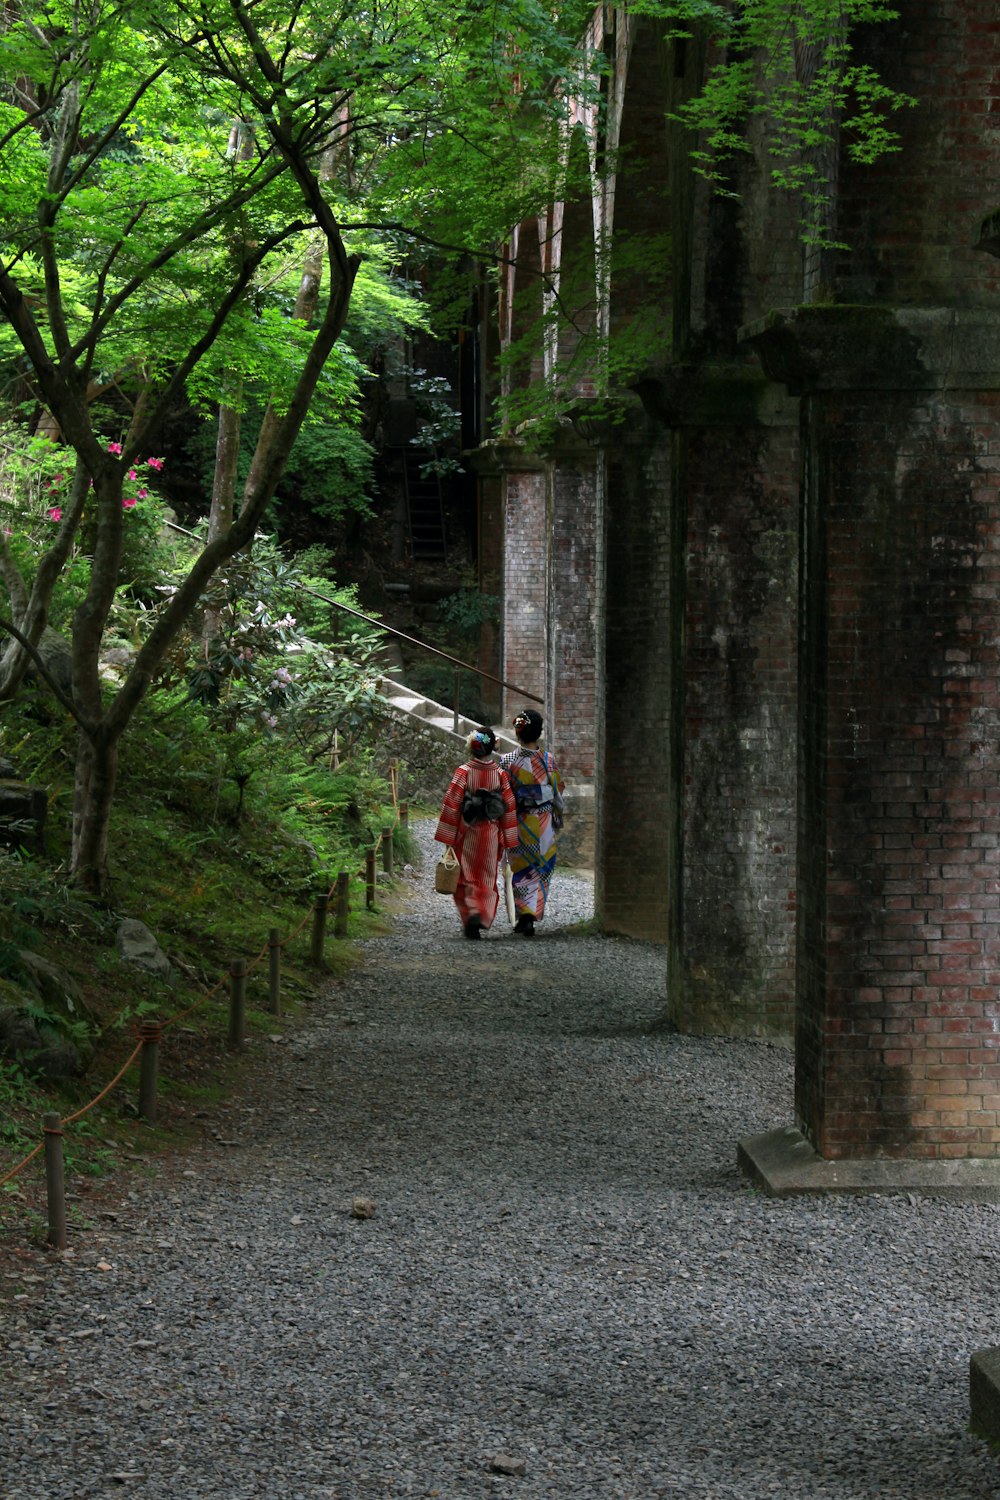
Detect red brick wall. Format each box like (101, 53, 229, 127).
(798, 382, 1000, 1159)
(598, 423, 674, 940)
(550, 454, 600, 779)
(502, 462, 548, 723)
(476, 468, 504, 724)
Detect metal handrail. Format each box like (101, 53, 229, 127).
(294, 582, 543, 711)
(164, 520, 543, 723)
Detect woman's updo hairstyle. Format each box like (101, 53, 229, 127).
(467, 726, 497, 759)
(512, 708, 543, 744)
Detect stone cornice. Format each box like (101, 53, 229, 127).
(464, 438, 547, 475)
(740, 305, 1000, 394)
(633, 363, 796, 428)
(466, 411, 613, 468)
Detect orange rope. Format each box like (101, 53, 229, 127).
(162, 970, 228, 1031)
(1, 1039, 141, 1184)
(62, 1039, 143, 1125)
(0, 1141, 43, 1189)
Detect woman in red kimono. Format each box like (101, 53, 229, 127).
(435, 727, 518, 939)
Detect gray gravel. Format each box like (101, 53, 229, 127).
(3, 819, 1000, 1500)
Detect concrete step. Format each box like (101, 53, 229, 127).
(379, 675, 518, 754)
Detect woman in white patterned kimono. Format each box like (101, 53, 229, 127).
(499, 709, 565, 938)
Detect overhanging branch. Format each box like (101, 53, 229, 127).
(0, 615, 88, 728)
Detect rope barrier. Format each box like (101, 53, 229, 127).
(0, 1141, 42, 1189)
(61, 1041, 143, 1125)
(0, 776, 404, 1201)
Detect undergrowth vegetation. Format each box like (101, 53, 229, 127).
(0, 540, 420, 1253)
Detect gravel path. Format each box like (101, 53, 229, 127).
(4, 820, 1000, 1500)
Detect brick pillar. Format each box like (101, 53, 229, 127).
(501, 447, 548, 718)
(748, 305, 1000, 1161)
(547, 430, 600, 864)
(641, 367, 800, 1034)
(474, 457, 504, 724)
(599, 407, 675, 941)
(618, 371, 799, 1031)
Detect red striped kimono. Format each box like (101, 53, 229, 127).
(434, 757, 518, 930)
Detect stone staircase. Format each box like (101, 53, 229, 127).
(379, 674, 518, 756)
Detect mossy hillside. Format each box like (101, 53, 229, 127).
(0, 687, 414, 1251)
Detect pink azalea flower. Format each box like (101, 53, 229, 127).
(127, 469, 138, 481)
(107, 441, 122, 455)
(146, 457, 164, 471)
(46, 507, 62, 521)
(138, 488, 148, 498)
(122, 496, 137, 510)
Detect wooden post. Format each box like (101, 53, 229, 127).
(365, 848, 376, 910)
(228, 958, 247, 1050)
(138, 1021, 161, 1125)
(43, 1113, 66, 1251)
(399, 802, 409, 830)
(381, 829, 394, 879)
(334, 871, 350, 937)
(310, 892, 329, 966)
(268, 928, 281, 1015)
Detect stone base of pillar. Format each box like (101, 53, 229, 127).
(969, 1349, 1000, 1444)
(557, 783, 594, 870)
(738, 1126, 1000, 1202)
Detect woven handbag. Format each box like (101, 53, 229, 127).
(434, 846, 460, 894)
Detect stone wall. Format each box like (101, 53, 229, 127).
(370, 712, 466, 813)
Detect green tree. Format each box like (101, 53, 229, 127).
(0, 0, 596, 892)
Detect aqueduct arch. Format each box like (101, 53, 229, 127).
(472, 0, 1000, 1180)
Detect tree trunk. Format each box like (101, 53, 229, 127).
(209, 399, 242, 544)
(70, 729, 120, 897)
(212, 121, 254, 543)
(68, 467, 124, 889)
(203, 395, 242, 645)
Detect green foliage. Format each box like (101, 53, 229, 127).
(408, 371, 463, 478)
(0, 424, 179, 632)
(437, 589, 500, 640)
(0, 1060, 43, 1166)
(271, 420, 375, 524)
(148, 535, 386, 770)
(652, 0, 914, 247)
(0, 851, 112, 952)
